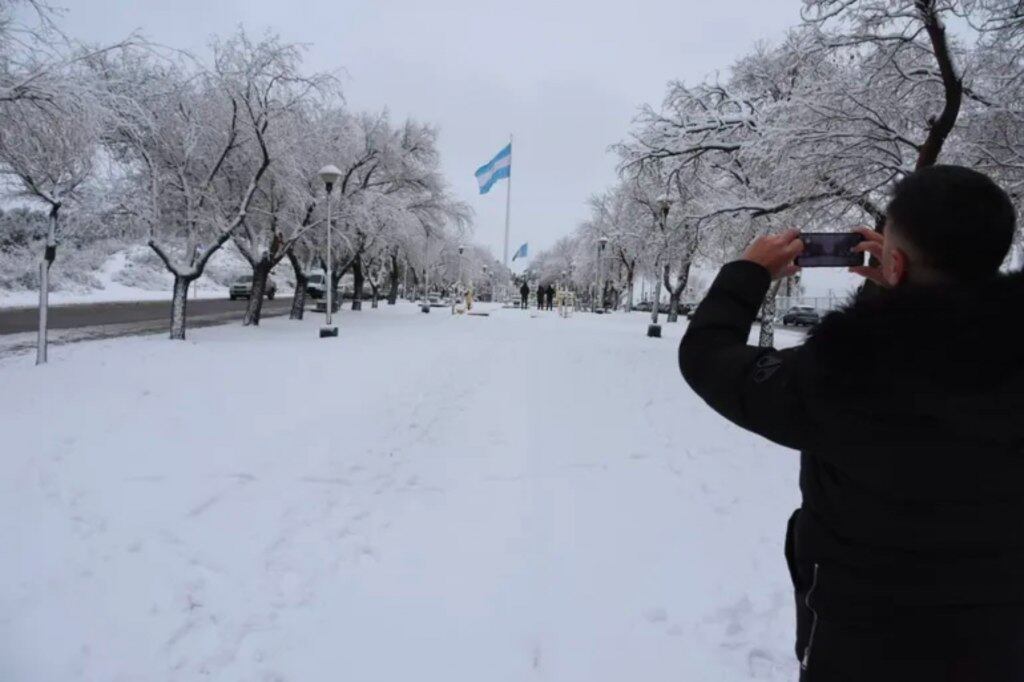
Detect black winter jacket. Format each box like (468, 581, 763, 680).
(680, 260, 1024, 621)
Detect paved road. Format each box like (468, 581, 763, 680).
(0, 297, 294, 335)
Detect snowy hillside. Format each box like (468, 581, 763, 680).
(0, 304, 804, 681)
(0, 245, 285, 309)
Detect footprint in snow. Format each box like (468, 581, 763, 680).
(747, 648, 780, 678)
(644, 607, 668, 624)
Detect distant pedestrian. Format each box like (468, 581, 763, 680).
(519, 281, 529, 308)
(536, 283, 545, 309)
(546, 284, 556, 310)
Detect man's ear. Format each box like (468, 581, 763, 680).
(884, 248, 908, 287)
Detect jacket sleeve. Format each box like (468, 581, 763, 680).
(679, 260, 818, 451)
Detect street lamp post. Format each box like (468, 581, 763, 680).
(597, 236, 608, 314)
(648, 195, 673, 338)
(318, 165, 342, 338)
(560, 269, 568, 316)
(452, 244, 465, 315)
(422, 264, 431, 314)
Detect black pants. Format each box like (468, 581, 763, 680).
(520, 294, 528, 307)
(788, 516, 1024, 681)
(798, 605, 1024, 681)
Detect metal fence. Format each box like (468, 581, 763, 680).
(774, 292, 855, 316)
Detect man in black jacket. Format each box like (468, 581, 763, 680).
(679, 165, 1021, 681)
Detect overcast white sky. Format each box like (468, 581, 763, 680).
(58, 0, 804, 267)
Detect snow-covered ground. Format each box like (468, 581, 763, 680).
(0, 302, 804, 681)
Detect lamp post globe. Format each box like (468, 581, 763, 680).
(318, 165, 342, 187)
(318, 164, 342, 338)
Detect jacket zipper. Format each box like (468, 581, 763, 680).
(801, 563, 821, 671)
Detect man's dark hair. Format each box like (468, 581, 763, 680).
(886, 165, 1017, 282)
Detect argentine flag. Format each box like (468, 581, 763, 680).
(475, 143, 511, 195)
(512, 243, 528, 261)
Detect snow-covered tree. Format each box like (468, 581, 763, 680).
(0, 1, 138, 362)
(231, 96, 338, 327)
(609, 0, 1024, 343)
(578, 184, 647, 311)
(104, 32, 316, 339)
(0, 74, 106, 361)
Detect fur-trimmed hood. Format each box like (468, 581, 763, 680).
(806, 271, 1024, 445)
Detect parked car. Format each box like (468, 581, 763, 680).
(782, 305, 821, 327)
(229, 275, 277, 300)
(306, 272, 327, 299)
(636, 301, 685, 314)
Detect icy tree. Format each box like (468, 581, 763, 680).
(612, 0, 1020, 343)
(958, 0, 1024, 246)
(578, 184, 648, 311)
(0, 76, 105, 361)
(0, 1, 137, 362)
(230, 95, 339, 327)
(0, 1, 136, 109)
(796, 1, 966, 194)
(103, 33, 314, 339)
(321, 114, 470, 308)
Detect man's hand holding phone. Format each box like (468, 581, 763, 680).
(848, 226, 888, 287)
(741, 229, 804, 280)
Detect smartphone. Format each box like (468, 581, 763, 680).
(795, 232, 866, 268)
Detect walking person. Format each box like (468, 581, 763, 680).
(519, 281, 529, 309)
(679, 165, 1023, 681)
(546, 284, 556, 310)
(537, 282, 546, 310)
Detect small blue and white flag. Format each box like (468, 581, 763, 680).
(475, 143, 511, 195)
(512, 243, 528, 261)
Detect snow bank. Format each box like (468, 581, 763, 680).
(0, 304, 803, 681)
(0, 246, 291, 309)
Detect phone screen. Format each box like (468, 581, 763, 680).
(795, 232, 866, 268)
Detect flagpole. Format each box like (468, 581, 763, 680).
(503, 134, 512, 300)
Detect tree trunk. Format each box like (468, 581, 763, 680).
(243, 258, 272, 326)
(660, 264, 679, 322)
(170, 275, 192, 340)
(287, 250, 307, 320)
(387, 252, 400, 305)
(666, 259, 692, 323)
(351, 256, 364, 311)
(667, 293, 681, 323)
(330, 260, 352, 309)
(915, 0, 963, 169)
(758, 280, 782, 348)
(624, 263, 635, 312)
